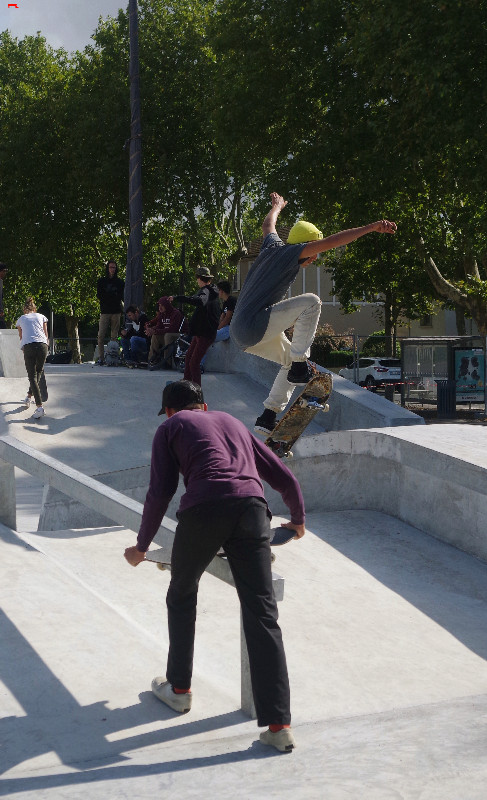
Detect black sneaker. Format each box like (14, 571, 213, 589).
(254, 409, 277, 435)
(287, 361, 313, 385)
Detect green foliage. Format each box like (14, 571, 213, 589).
(310, 323, 354, 367)
(2, 0, 487, 337)
(360, 331, 401, 358)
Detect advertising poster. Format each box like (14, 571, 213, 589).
(455, 349, 485, 400)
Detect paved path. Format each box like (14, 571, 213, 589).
(1, 365, 487, 798)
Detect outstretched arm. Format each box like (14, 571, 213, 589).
(262, 192, 288, 236)
(300, 220, 397, 261)
(252, 435, 305, 537)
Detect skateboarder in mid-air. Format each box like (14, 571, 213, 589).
(124, 380, 305, 752)
(230, 193, 397, 434)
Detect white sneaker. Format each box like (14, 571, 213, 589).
(23, 396, 32, 407)
(31, 407, 45, 420)
(259, 727, 296, 752)
(151, 677, 192, 713)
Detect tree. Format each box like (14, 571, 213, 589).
(209, 0, 487, 335)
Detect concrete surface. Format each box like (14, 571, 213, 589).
(1, 364, 487, 798)
(286, 424, 487, 561)
(0, 329, 26, 378)
(205, 338, 425, 428)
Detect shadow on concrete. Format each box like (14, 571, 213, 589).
(1, 402, 33, 417)
(0, 743, 273, 797)
(0, 608, 267, 791)
(310, 510, 487, 662)
(22, 527, 125, 540)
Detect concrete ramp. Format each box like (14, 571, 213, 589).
(2, 364, 487, 796)
(2, 510, 487, 797)
(204, 338, 424, 429)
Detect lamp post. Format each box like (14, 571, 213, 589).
(125, 0, 144, 310)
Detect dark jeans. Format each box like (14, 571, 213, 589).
(23, 342, 48, 407)
(166, 497, 291, 727)
(183, 335, 214, 385)
(121, 335, 148, 363)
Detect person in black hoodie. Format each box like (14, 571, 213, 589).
(170, 266, 220, 386)
(96, 260, 125, 365)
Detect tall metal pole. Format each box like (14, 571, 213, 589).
(125, 0, 144, 310)
(179, 236, 186, 312)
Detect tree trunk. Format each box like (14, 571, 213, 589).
(383, 291, 394, 357)
(65, 310, 81, 364)
(383, 290, 397, 402)
(125, 0, 144, 310)
(455, 304, 467, 336)
(416, 236, 487, 335)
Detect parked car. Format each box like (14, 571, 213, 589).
(338, 357, 402, 390)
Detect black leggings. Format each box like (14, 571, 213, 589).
(166, 497, 291, 727)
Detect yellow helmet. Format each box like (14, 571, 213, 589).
(287, 220, 323, 244)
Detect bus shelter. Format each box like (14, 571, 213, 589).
(401, 336, 485, 417)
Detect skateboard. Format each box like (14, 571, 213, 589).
(144, 527, 296, 571)
(265, 372, 332, 458)
(144, 550, 173, 571)
(269, 526, 296, 545)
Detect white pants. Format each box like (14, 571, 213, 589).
(245, 293, 321, 412)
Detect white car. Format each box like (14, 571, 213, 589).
(339, 357, 402, 390)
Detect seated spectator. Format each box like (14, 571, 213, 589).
(146, 297, 184, 368)
(200, 280, 236, 368)
(121, 305, 150, 363)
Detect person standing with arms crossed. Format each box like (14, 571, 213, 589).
(124, 380, 305, 752)
(231, 192, 397, 434)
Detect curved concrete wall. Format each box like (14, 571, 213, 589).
(262, 427, 487, 563)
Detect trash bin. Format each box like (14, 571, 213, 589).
(435, 379, 456, 419)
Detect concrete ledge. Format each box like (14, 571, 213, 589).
(261, 426, 487, 563)
(38, 465, 151, 530)
(204, 337, 424, 430)
(0, 329, 26, 378)
(0, 433, 175, 549)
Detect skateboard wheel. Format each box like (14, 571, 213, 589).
(156, 562, 170, 571)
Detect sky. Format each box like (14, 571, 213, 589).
(0, 0, 125, 52)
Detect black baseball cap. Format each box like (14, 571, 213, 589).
(158, 380, 205, 415)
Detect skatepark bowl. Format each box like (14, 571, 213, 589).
(1, 332, 487, 799)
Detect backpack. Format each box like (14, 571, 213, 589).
(46, 350, 72, 364)
(105, 340, 121, 366)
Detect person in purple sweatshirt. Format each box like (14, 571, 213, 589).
(124, 380, 305, 753)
